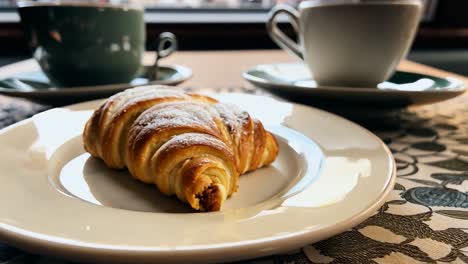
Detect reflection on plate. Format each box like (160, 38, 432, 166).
(0, 94, 395, 264)
(243, 63, 466, 107)
(0, 65, 192, 106)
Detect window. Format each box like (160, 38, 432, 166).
(0, 0, 438, 21)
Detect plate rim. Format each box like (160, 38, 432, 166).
(0, 93, 396, 263)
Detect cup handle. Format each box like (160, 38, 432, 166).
(266, 5, 303, 60)
(156, 32, 178, 60)
(148, 32, 177, 80)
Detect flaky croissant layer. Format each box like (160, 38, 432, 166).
(83, 86, 279, 211)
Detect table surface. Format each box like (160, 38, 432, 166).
(0, 50, 468, 264)
(1, 50, 467, 89)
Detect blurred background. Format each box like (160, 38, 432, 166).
(0, 0, 467, 75)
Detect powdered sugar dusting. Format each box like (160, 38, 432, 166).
(134, 101, 220, 134)
(214, 103, 250, 136)
(163, 132, 228, 151)
(153, 132, 231, 163)
(117, 86, 189, 114)
(102, 86, 189, 129)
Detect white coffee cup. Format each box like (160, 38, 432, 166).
(267, 0, 423, 87)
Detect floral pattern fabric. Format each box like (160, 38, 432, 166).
(0, 86, 467, 264)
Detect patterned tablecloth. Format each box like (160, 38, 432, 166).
(0, 85, 467, 264)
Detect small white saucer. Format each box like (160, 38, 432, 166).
(243, 63, 465, 107)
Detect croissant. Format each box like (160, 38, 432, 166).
(83, 86, 279, 211)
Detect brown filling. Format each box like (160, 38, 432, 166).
(195, 184, 221, 212)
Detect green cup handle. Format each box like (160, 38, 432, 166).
(148, 32, 178, 80)
(156, 32, 177, 60)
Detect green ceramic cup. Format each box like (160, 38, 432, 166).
(17, 1, 146, 87)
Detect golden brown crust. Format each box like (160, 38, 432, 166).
(83, 102, 106, 158)
(250, 120, 266, 171)
(82, 85, 279, 211)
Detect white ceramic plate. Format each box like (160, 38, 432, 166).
(0, 65, 192, 106)
(0, 94, 395, 263)
(244, 63, 466, 107)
